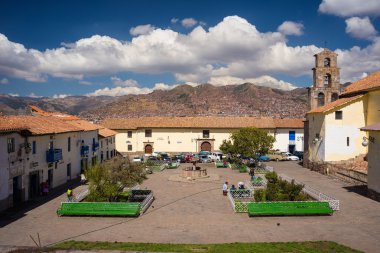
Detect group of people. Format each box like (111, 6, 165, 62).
(222, 167, 256, 195)
(222, 181, 246, 195)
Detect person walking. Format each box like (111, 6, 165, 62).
(223, 182, 228, 196)
(67, 188, 73, 202)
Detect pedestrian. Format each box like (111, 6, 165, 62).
(43, 181, 49, 195)
(223, 182, 228, 196)
(67, 188, 73, 202)
(80, 173, 86, 184)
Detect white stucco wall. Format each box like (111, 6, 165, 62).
(324, 98, 367, 161)
(99, 135, 116, 162)
(115, 127, 303, 154)
(272, 129, 304, 152)
(367, 90, 380, 125)
(307, 113, 326, 162)
(0, 132, 24, 209)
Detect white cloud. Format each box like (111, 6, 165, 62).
(181, 18, 198, 28)
(319, 0, 380, 17)
(208, 75, 297, 90)
(111, 76, 139, 87)
(8, 93, 19, 97)
(0, 15, 379, 87)
(277, 21, 304, 36)
(0, 78, 9, 84)
(52, 94, 70, 98)
(171, 18, 178, 24)
(130, 24, 155, 36)
(79, 80, 92, 85)
(345, 17, 377, 39)
(28, 92, 42, 98)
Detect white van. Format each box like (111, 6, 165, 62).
(208, 152, 223, 161)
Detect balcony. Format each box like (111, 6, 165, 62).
(92, 142, 99, 151)
(46, 149, 62, 163)
(81, 145, 89, 156)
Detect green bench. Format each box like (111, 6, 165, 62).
(215, 162, 225, 168)
(248, 201, 333, 216)
(168, 162, 178, 169)
(57, 202, 141, 217)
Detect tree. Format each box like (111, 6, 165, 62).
(85, 156, 146, 202)
(220, 127, 275, 159)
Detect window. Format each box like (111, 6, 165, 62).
(109, 137, 112, 144)
(324, 74, 331, 87)
(324, 58, 331, 67)
(347, 137, 350, 146)
(128, 131, 132, 138)
(7, 138, 15, 153)
(32, 141, 36, 154)
(145, 129, 152, 137)
(49, 141, 54, 150)
(331, 93, 339, 102)
(128, 144, 132, 151)
(203, 130, 210, 138)
(335, 111, 343, 120)
(68, 137, 71, 152)
(317, 93, 325, 107)
(100, 140, 103, 148)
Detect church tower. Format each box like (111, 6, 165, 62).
(309, 48, 343, 110)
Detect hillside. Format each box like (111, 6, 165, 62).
(80, 83, 308, 121)
(0, 83, 308, 120)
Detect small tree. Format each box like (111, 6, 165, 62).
(85, 156, 146, 202)
(220, 127, 275, 160)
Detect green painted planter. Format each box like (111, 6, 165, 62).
(57, 202, 141, 217)
(248, 201, 333, 217)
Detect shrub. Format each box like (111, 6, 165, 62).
(254, 189, 266, 202)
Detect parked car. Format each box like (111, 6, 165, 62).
(147, 156, 158, 161)
(158, 153, 171, 161)
(132, 156, 144, 163)
(184, 154, 197, 163)
(258, 155, 270, 161)
(172, 154, 185, 163)
(282, 153, 300, 161)
(293, 151, 304, 160)
(199, 155, 212, 163)
(267, 153, 284, 161)
(208, 152, 220, 162)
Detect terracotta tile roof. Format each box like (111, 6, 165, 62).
(99, 128, 118, 138)
(342, 70, 380, 96)
(307, 95, 364, 114)
(64, 119, 102, 131)
(29, 105, 80, 120)
(361, 122, 380, 132)
(0, 116, 83, 135)
(101, 117, 304, 130)
(273, 118, 305, 128)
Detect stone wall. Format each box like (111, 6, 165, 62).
(304, 154, 368, 185)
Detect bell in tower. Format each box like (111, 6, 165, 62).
(308, 48, 343, 110)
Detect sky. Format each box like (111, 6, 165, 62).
(0, 0, 380, 98)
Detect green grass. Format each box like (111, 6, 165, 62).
(53, 241, 362, 253)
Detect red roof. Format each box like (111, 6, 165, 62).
(342, 70, 380, 96)
(307, 95, 363, 114)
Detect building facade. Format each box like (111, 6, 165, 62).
(0, 116, 114, 211)
(101, 117, 304, 155)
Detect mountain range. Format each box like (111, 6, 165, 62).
(0, 83, 309, 121)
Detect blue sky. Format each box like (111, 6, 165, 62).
(0, 0, 379, 97)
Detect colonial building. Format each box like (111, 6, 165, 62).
(308, 49, 344, 110)
(305, 69, 380, 197)
(99, 128, 118, 162)
(101, 117, 304, 155)
(0, 115, 116, 211)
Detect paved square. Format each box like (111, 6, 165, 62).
(1, 162, 379, 253)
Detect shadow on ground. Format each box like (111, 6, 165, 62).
(0, 180, 80, 228)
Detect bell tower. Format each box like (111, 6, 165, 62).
(309, 48, 343, 110)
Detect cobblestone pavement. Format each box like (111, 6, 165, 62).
(0, 162, 379, 253)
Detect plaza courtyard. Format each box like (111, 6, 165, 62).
(0, 161, 379, 253)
